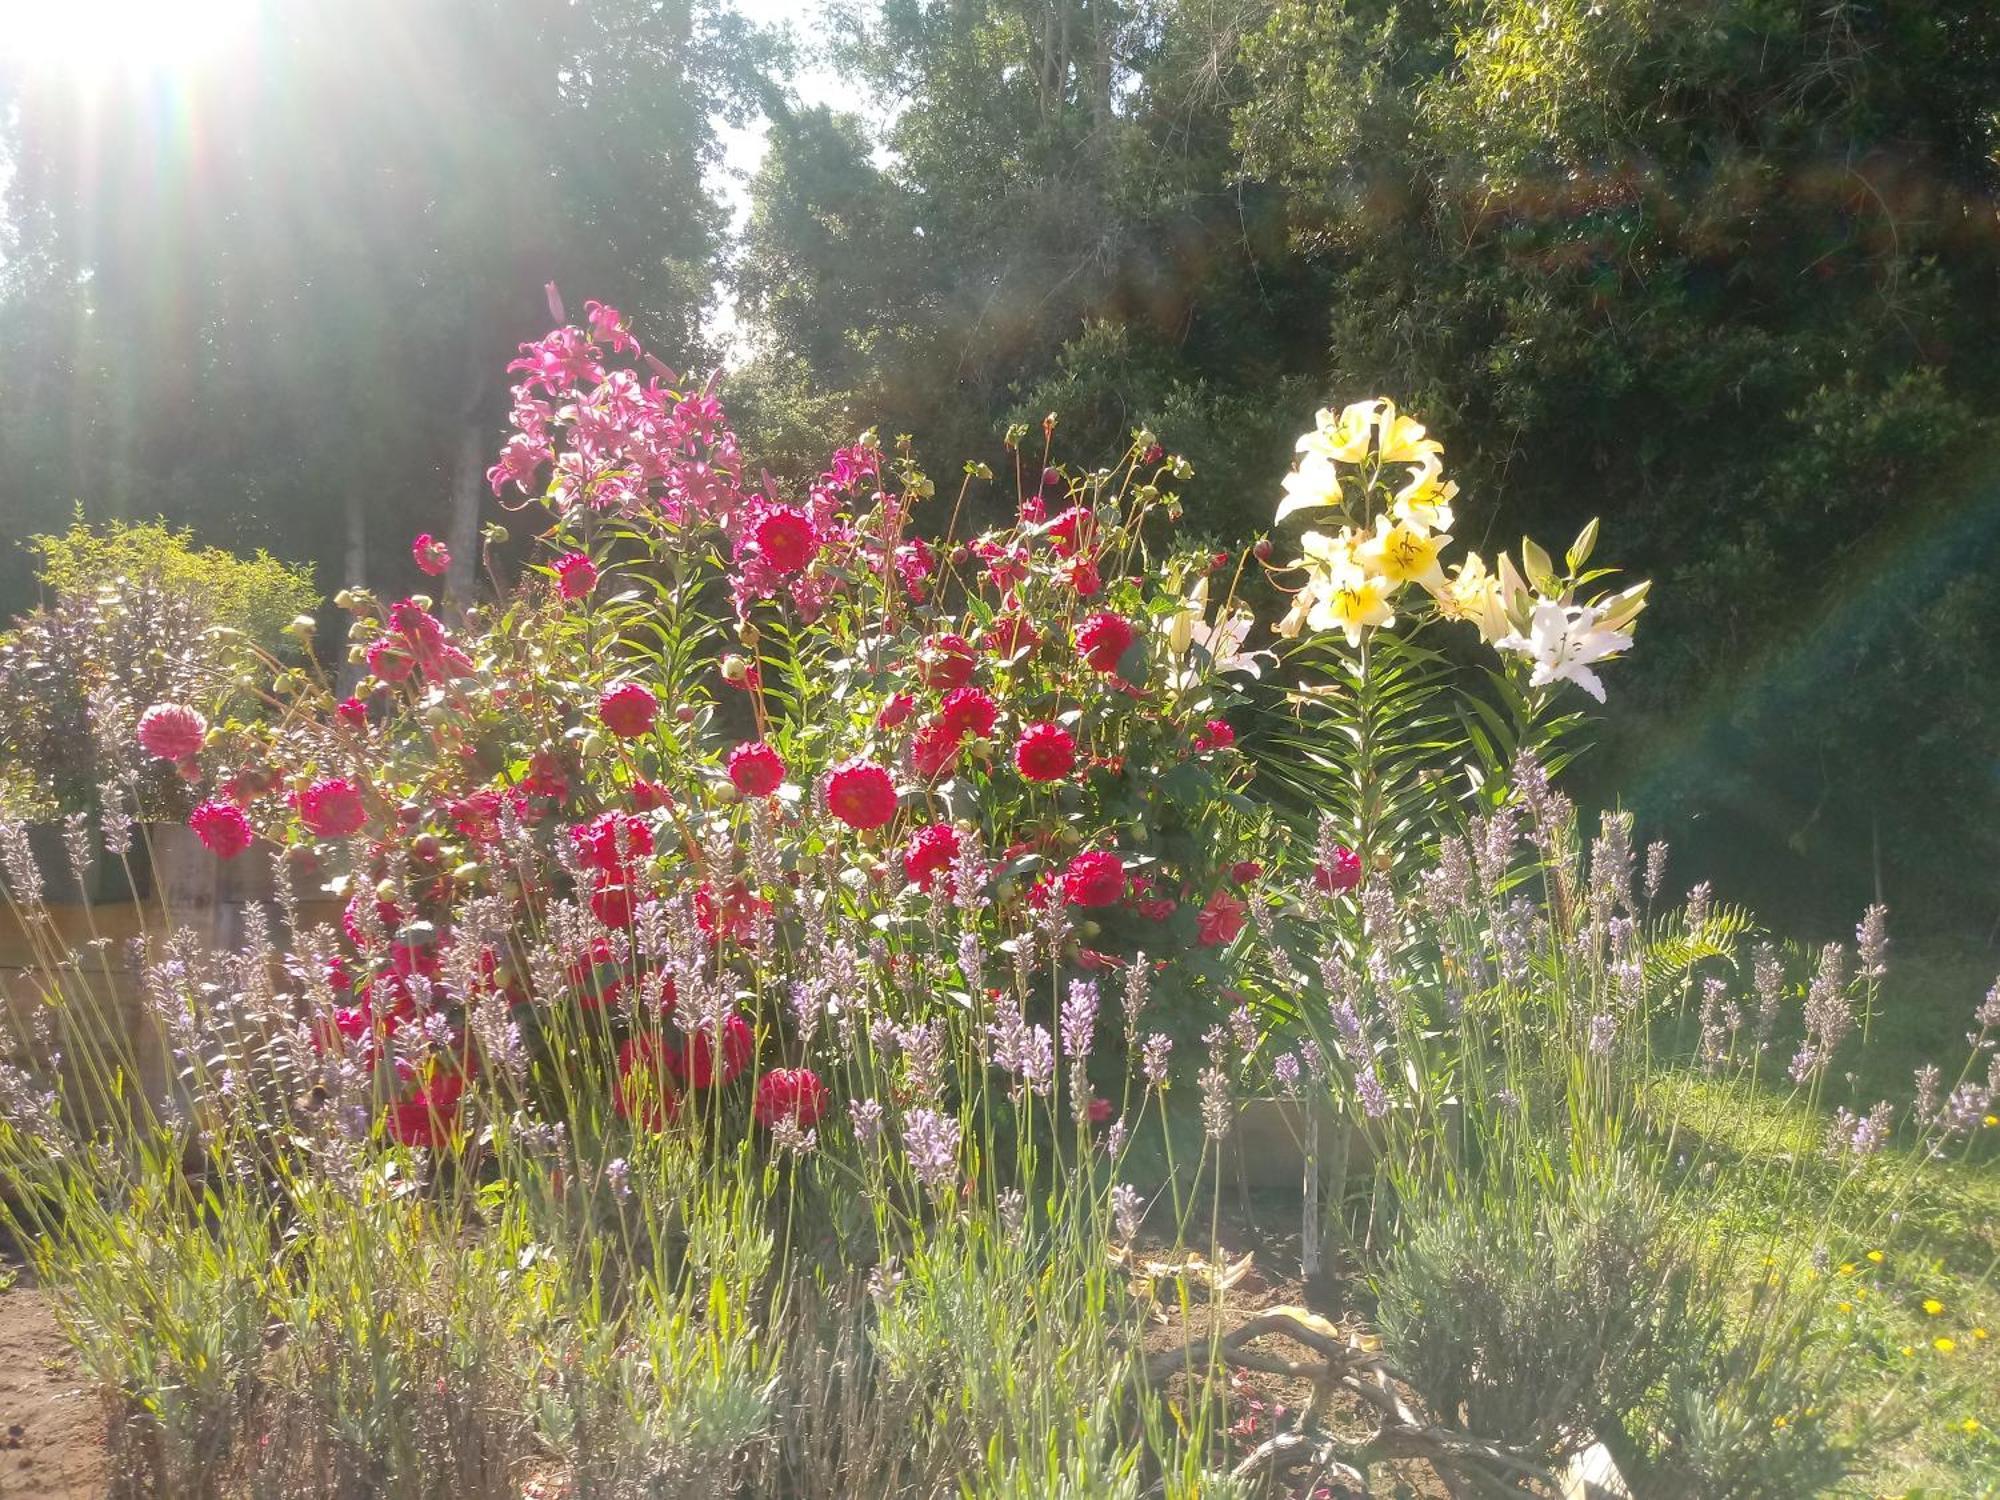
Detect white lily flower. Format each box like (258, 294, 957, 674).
(1275, 452, 1344, 525)
(1496, 600, 1633, 703)
(1160, 575, 1271, 684)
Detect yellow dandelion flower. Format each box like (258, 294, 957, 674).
(1984, 1113, 1997, 1128)
(1867, 1250, 1885, 1264)
(1964, 1418, 1983, 1435)
(1838, 1301, 1854, 1313)
(1840, 1263, 1857, 1276)
(1901, 1345, 1917, 1357)
(1936, 1337, 1958, 1354)
(1925, 1299, 1945, 1316)
(1973, 1327, 1989, 1341)
(1772, 1414, 1789, 1430)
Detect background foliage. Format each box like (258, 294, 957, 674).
(3, 0, 1998, 934)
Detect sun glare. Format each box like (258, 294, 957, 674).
(0, 0, 256, 72)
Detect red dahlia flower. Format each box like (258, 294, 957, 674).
(367, 637, 415, 683)
(616, 1035, 681, 1130)
(667, 1013, 755, 1088)
(385, 1072, 464, 1149)
(136, 702, 207, 762)
(753, 505, 819, 574)
(939, 686, 998, 738)
(189, 800, 254, 860)
(335, 695, 370, 731)
(825, 760, 898, 830)
(1061, 850, 1126, 908)
(1195, 718, 1235, 752)
(1196, 889, 1248, 948)
(570, 811, 654, 873)
(754, 1067, 829, 1130)
(1045, 506, 1095, 559)
(902, 821, 962, 890)
(553, 551, 599, 599)
(1013, 722, 1077, 783)
(598, 682, 659, 738)
(727, 740, 786, 798)
(918, 634, 976, 691)
(695, 879, 771, 946)
(629, 778, 673, 812)
(589, 876, 637, 928)
(1076, 612, 1136, 674)
(876, 692, 916, 729)
(911, 718, 964, 780)
(412, 533, 451, 576)
(298, 778, 369, 839)
(985, 612, 1040, 659)
(1313, 845, 1363, 893)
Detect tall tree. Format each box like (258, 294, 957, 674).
(0, 0, 768, 608)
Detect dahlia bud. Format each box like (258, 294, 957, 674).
(1252, 538, 1274, 563)
(721, 655, 750, 684)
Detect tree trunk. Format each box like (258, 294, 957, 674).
(444, 414, 486, 606)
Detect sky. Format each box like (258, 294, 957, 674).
(0, 0, 881, 358)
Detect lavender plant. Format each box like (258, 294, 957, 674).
(0, 310, 1991, 1498)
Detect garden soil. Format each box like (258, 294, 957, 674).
(0, 1281, 105, 1500)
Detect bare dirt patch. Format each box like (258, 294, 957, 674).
(0, 1280, 106, 1500)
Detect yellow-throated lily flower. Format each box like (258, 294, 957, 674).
(1431, 553, 1511, 644)
(1307, 562, 1396, 646)
(1374, 400, 1444, 471)
(1297, 399, 1382, 464)
(1392, 468, 1457, 533)
(1354, 514, 1448, 592)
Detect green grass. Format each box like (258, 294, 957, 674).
(1654, 933, 2000, 1496)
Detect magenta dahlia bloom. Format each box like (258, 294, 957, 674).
(1061, 850, 1126, 908)
(1013, 722, 1076, 783)
(1313, 845, 1363, 893)
(136, 703, 207, 762)
(1075, 611, 1136, 674)
(938, 686, 998, 738)
(553, 551, 599, 599)
(902, 822, 962, 890)
(752, 506, 819, 575)
(298, 778, 369, 839)
(189, 800, 254, 859)
(825, 760, 898, 830)
(411, 533, 451, 576)
(727, 740, 786, 798)
(754, 1067, 829, 1130)
(598, 682, 659, 738)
